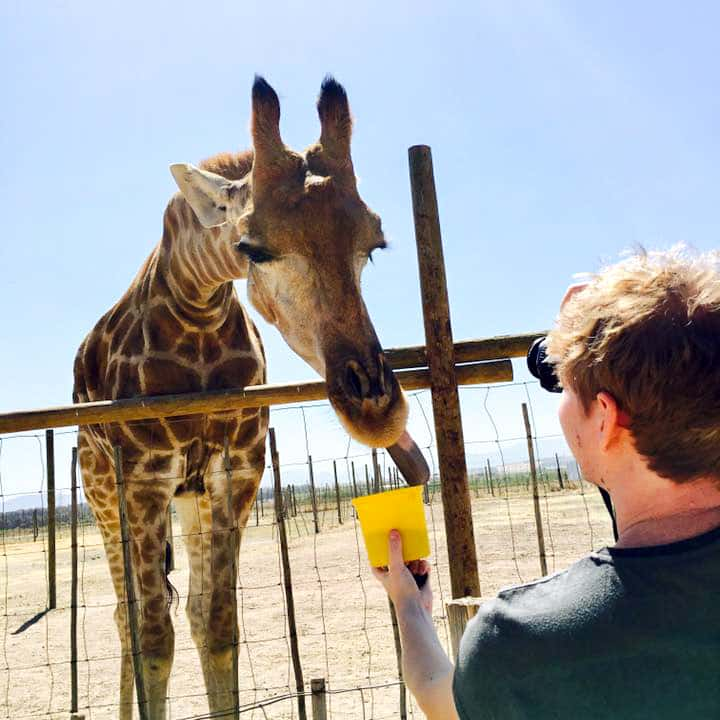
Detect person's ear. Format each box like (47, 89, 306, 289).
(596, 391, 629, 450)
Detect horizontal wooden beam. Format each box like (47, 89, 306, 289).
(384, 331, 546, 369)
(0, 359, 513, 434)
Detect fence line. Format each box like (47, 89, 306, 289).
(0, 383, 614, 718)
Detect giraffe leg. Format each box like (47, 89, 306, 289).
(123, 477, 175, 719)
(81, 439, 175, 719)
(174, 493, 216, 698)
(175, 459, 262, 715)
(78, 435, 135, 720)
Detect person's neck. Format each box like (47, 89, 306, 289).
(608, 460, 720, 548)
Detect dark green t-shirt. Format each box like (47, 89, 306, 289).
(453, 526, 720, 719)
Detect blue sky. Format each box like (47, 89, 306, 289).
(1, 2, 718, 496)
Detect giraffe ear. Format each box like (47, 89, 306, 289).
(170, 163, 232, 228)
(317, 76, 353, 170)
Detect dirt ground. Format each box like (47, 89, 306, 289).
(0, 485, 614, 719)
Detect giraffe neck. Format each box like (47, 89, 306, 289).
(154, 194, 249, 326)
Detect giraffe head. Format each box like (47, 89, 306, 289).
(171, 76, 428, 484)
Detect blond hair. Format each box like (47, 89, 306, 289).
(546, 246, 720, 483)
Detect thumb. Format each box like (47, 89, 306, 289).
(388, 529, 404, 571)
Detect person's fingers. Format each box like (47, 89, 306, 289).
(417, 559, 430, 576)
(407, 559, 421, 574)
(371, 566, 388, 584)
(387, 529, 405, 572)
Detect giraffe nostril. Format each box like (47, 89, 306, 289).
(344, 360, 369, 403)
(378, 353, 392, 396)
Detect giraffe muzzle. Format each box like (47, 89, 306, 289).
(327, 351, 430, 486)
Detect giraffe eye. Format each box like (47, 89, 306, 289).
(236, 241, 274, 264)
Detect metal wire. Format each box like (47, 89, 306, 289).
(0, 383, 612, 718)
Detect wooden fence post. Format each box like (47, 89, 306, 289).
(222, 437, 240, 720)
(332, 461, 343, 525)
(45, 429, 56, 610)
(291, 484, 298, 517)
(409, 144, 480, 599)
(113, 446, 149, 720)
(311, 678, 327, 720)
(259, 487, 264, 517)
(308, 456, 320, 534)
(371, 449, 381, 493)
(446, 597, 484, 660)
(522, 404, 548, 576)
(271, 429, 307, 720)
(364, 465, 371, 495)
(351, 462, 359, 498)
(487, 459, 495, 496)
(32, 509, 38, 542)
(70, 447, 82, 719)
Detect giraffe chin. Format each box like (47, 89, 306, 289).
(329, 396, 430, 487)
(330, 392, 408, 447)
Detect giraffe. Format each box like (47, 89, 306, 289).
(73, 76, 428, 719)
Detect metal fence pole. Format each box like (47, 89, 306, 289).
(70, 447, 80, 718)
(113, 446, 149, 720)
(165, 505, 175, 572)
(222, 437, 240, 720)
(555, 452, 565, 490)
(332, 460, 343, 525)
(308, 455, 320, 534)
(45, 429, 56, 609)
(271, 429, 307, 720)
(389, 600, 407, 719)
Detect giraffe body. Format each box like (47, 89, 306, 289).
(74, 76, 427, 719)
(75, 181, 268, 717)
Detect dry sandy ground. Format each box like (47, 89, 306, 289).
(0, 486, 614, 719)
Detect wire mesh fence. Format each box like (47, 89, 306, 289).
(0, 380, 614, 718)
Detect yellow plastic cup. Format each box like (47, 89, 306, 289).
(351, 486, 430, 567)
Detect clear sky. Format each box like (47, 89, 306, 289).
(1, 2, 718, 496)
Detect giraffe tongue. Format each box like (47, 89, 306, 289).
(387, 431, 430, 486)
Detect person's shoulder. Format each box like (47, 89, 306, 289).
(461, 551, 616, 653)
(453, 553, 618, 719)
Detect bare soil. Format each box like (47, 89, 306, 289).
(0, 486, 614, 719)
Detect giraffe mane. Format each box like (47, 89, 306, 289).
(199, 149, 254, 180)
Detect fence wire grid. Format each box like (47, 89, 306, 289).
(0, 380, 615, 719)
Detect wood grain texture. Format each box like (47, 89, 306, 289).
(0, 360, 511, 434)
(409, 144, 480, 599)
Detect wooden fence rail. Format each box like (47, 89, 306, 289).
(0, 332, 548, 435)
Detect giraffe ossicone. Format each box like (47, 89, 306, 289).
(74, 74, 427, 719)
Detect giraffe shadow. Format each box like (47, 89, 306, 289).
(11, 608, 50, 635)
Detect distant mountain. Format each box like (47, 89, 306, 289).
(1, 490, 77, 513)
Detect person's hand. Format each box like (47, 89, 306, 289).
(371, 529, 433, 614)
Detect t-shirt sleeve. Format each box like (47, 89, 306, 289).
(452, 598, 509, 720)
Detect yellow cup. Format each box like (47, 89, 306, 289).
(351, 486, 430, 567)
